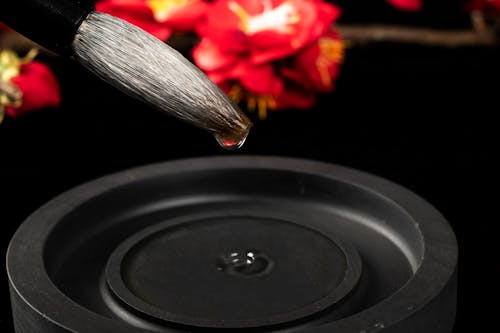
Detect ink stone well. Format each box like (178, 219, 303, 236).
(7, 156, 458, 332)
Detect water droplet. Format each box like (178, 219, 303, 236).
(215, 135, 247, 150)
(214, 124, 250, 150)
(217, 250, 273, 278)
(374, 322, 385, 329)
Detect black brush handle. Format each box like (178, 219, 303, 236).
(0, 0, 94, 55)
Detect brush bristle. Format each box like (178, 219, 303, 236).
(72, 12, 251, 142)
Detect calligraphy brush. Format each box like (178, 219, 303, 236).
(0, 0, 251, 148)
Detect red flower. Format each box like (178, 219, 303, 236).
(467, 0, 500, 13)
(193, 0, 342, 118)
(6, 62, 61, 118)
(386, 0, 423, 11)
(1, 50, 61, 121)
(281, 30, 343, 93)
(194, 33, 343, 117)
(197, 0, 340, 64)
(273, 30, 343, 110)
(96, 0, 209, 41)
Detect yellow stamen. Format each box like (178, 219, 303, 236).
(267, 95, 277, 110)
(228, 1, 251, 32)
(0, 82, 22, 108)
(0, 50, 22, 81)
(319, 38, 344, 63)
(316, 38, 344, 88)
(247, 95, 257, 112)
(227, 84, 277, 120)
(22, 48, 39, 63)
(0, 48, 37, 117)
(147, 0, 194, 22)
(316, 59, 331, 88)
(257, 95, 268, 120)
(229, 84, 243, 103)
(0, 48, 38, 81)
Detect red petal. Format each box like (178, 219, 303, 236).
(467, 0, 500, 12)
(206, 70, 231, 85)
(6, 62, 61, 117)
(386, 0, 423, 11)
(249, 30, 297, 64)
(247, 0, 340, 63)
(234, 0, 268, 15)
(291, 30, 342, 92)
(316, 0, 342, 22)
(196, 0, 248, 53)
(206, 60, 283, 95)
(166, 1, 210, 32)
(96, 0, 172, 40)
(232, 62, 283, 95)
(192, 38, 240, 72)
(275, 86, 317, 110)
(286, 0, 339, 47)
(280, 66, 313, 91)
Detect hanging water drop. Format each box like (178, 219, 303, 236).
(215, 135, 247, 150)
(214, 121, 251, 150)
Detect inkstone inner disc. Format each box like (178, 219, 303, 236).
(105, 216, 362, 328)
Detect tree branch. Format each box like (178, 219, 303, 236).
(0, 31, 53, 55)
(336, 24, 497, 47)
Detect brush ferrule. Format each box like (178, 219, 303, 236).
(0, 0, 94, 55)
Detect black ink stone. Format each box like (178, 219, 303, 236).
(7, 156, 458, 332)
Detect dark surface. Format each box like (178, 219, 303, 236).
(0, 2, 498, 332)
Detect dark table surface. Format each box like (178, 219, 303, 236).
(1, 6, 498, 330)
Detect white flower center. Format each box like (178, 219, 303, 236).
(229, 0, 300, 35)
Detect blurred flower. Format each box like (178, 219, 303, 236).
(0, 49, 61, 122)
(96, 0, 209, 41)
(386, 0, 423, 11)
(467, 0, 500, 13)
(282, 31, 343, 92)
(196, 0, 340, 63)
(193, 0, 342, 118)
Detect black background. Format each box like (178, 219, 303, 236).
(0, 1, 497, 331)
